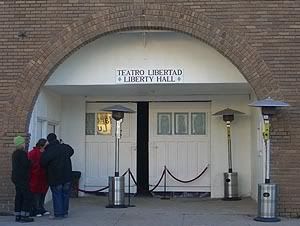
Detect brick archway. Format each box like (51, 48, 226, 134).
(6, 4, 282, 134)
(2, 4, 286, 212)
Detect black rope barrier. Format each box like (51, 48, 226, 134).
(129, 170, 137, 186)
(166, 165, 209, 184)
(77, 165, 209, 194)
(77, 169, 129, 194)
(78, 186, 109, 194)
(149, 168, 166, 192)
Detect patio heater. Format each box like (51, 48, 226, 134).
(213, 108, 244, 200)
(102, 105, 135, 208)
(249, 97, 289, 222)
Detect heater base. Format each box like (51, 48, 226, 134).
(108, 176, 126, 207)
(106, 204, 128, 208)
(222, 197, 241, 201)
(224, 172, 239, 200)
(256, 183, 280, 222)
(254, 217, 280, 222)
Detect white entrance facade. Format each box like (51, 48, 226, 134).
(28, 31, 264, 199)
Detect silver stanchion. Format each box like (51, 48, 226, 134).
(103, 105, 135, 208)
(161, 166, 170, 200)
(213, 108, 244, 200)
(127, 168, 135, 207)
(249, 97, 289, 222)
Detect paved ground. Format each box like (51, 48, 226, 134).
(1, 196, 300, 226)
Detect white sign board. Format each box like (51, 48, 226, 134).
(116, 69, 184, 84)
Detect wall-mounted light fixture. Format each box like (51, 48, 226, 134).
(17, 31, 27, 39)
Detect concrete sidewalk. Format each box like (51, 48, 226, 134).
(0, 196, 299, 226)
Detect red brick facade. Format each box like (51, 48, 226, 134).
(0, 1, 299, 217)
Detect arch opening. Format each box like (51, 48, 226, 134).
(28, 31, 265, 200)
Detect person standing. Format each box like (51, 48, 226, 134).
(28, 138, 50, 217)
(40, 133, 74, 219)
(11, 136, 34, 223)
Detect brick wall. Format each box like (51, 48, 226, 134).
(0, 0, 299, 216)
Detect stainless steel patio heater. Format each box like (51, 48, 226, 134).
(213, 108, 245, 200)
(102, 105, 135, 208)
(249, 97, 289, 222)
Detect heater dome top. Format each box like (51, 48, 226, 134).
(249, 97, 289, 107)
(102, 105, 135, 113)
(213, 108, 245, 116)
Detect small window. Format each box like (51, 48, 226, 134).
(174, 113, 189, 135)
(85, 113, 95, 135)
(157, 113, 172, 135)
(191, 112, 206, 135)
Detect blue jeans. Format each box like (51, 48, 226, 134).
(50, 182, 71, 217)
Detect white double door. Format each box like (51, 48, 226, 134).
(149, 102, 211, 192)
(85, 102, 137, 191)
(85, 101, 211, 193)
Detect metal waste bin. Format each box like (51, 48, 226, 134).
(71, 171, 81, 198)
(254, 183, 280, 222)
(223, 172, 240, 200)
(107, 176, 126, 208)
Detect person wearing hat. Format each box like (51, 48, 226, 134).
(40, 133, 74, 219)
(11, 136, 34, 223)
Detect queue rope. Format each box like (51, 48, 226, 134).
(77, 170, 129, 194)
(129, 169, 137, 186)
(149, 168, 166, 192)
(166, 165, 209, 184)
(77, 165, 209, 194)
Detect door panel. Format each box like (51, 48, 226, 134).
(85, 102, 137, 192)
(149, 102, 211, 192)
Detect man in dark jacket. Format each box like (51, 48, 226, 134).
(11, 136, 34, 223)
(40, 133, 74, 219)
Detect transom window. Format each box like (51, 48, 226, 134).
(157, 112, 206, 135)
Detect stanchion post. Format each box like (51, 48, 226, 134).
(127, 168, 135, 207)
(161, 166, 170, 200)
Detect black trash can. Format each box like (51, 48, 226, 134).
(71, 171, 81, 198)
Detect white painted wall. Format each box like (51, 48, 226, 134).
(210, 95, 252, 198)
(250, 96, 264, 200)
(29, 88, 62, 150)
(29, 92, 263, 198)
(46, 32, 246, 86)
(60, 96, 86, 193)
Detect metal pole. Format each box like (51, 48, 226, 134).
(114, 120, 119, 176)
(226, 121, 232, 173)
(263, 115, 270, 183)
(161, 166, 169, 200)
(164, 166, 166, 197)
(128, 168, 130, 206)
(115, 119, 122, 177)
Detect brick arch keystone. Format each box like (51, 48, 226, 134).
(7, 4, 282, 134)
